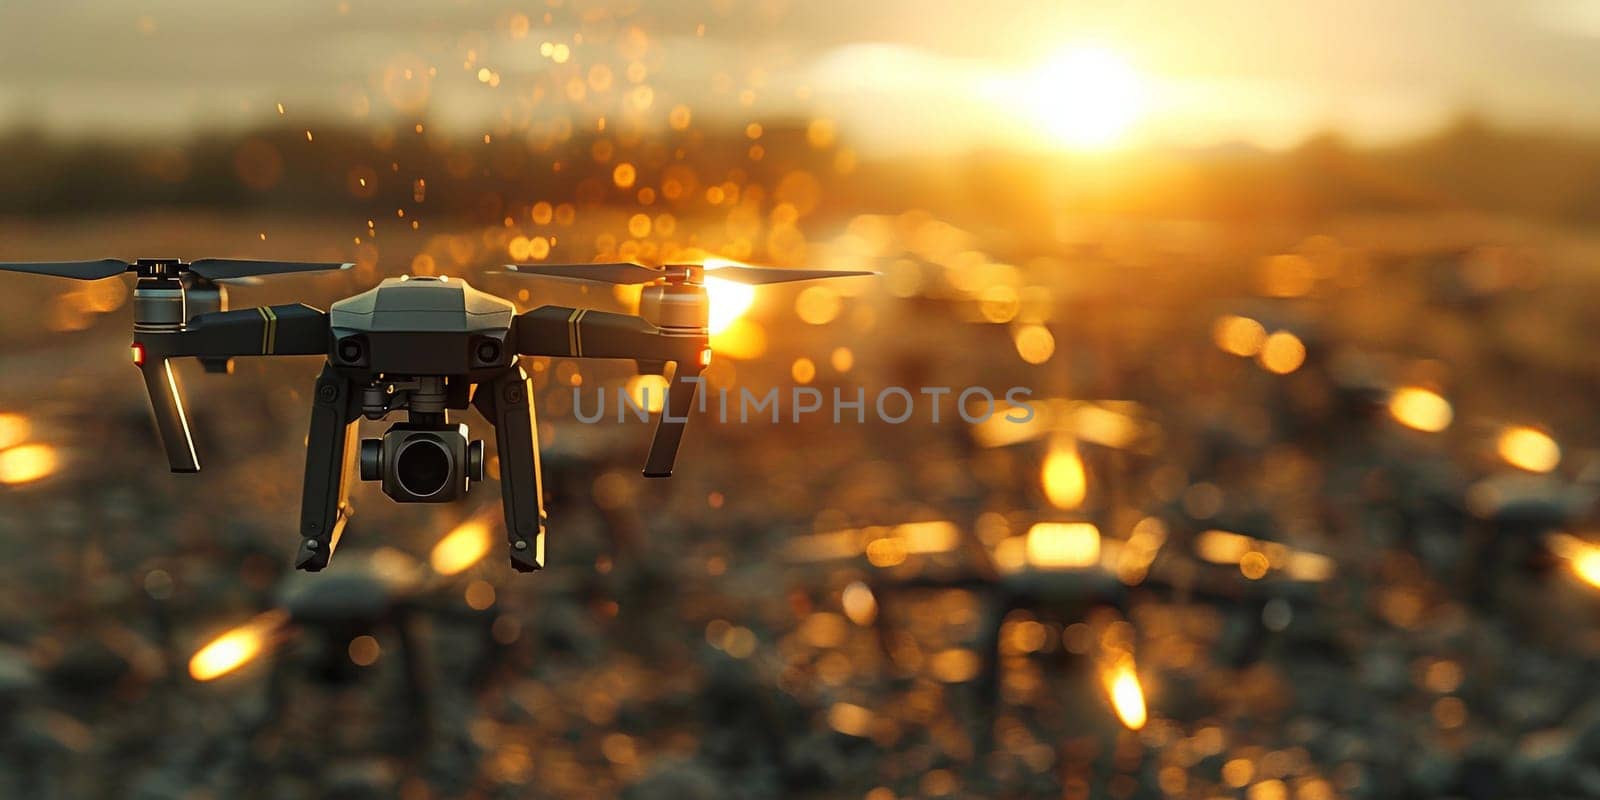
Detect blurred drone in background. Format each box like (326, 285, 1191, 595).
(0, 257, 871, 572)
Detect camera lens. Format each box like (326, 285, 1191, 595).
(394, 438, 452, 497)
(475, 339, 501, 363)
(338, 338, 364, 363)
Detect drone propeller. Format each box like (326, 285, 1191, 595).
(506, 262, 668, 284)
(506, 261, 875, 285)
(188, 259, 354, 281)
(0, 259, 131, 280)
(697, 265, 877, 284)
(0, 258, 351, 282)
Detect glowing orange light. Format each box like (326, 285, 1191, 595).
(710, 318, 766, 360)
(431, 518, 492, 575)
(348, 635, 381, 666)
(794, 285, 842, 325)
(464, 579, 497, 610)
(1213, 315, 1267, 357)
(1195, 529, 1254, 564)
(188, 609, 290, 681)
(1024, 522, 1101, 569)
(1103, 655, 1148, 730)
(1257, 331, 1306, 374)
(699, 347, 713, 368)
(841, 581, 877, 626)
(0, 413, 30, 451)
(624, 374, 669, 414)
(1195, 529, 1335, 582)
(1041, 437, 1087, 509)
(827, 702, 875, 737)
(1284, 551, 1336, 582)
(865, 537, 908, 567)
(702, 271, 757, 334)
(0, 444, 58, 485)
(1014, 324, 1055, 364)
(1545, 533, 1600, 589)
(131, 342, 146, 366)
(892, 520, 960, 553)
(1389, 387, 1452, 432)
(1573, 549, 1600, 588)
(1239, 551, 1270, 579)
(1497, 426, 1560, 473)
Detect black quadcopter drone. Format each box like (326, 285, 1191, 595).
(0, 257, 870, 572)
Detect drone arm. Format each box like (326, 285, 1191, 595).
(131, 305, 329, 474)
(513, 305, 705, 362)
(514, 306, 708, 477)
(294, 363, 361, 572)
(139, 304, 330, 359)
(473, 366, 546, 572)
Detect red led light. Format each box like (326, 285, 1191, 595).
(131, 343, 145, 366)
(699, 347, 713, 368)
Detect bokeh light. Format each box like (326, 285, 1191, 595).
(0, 443, 57, 485)
(189, 610, 290, 681)
(1497, 426, 1560, 473)
(1389, 387, 1453, 432)
(431, 518, 492, 575)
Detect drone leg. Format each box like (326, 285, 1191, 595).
(643, 365, 703, 478)
(474, 366, 546, 572)
(294, 363, 359, 572)
(138, 358, 200, 473)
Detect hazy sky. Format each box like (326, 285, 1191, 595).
(3, 0, 1599, 152)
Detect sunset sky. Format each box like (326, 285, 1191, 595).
(3, 0, 1599, 153)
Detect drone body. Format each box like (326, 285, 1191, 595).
(3, 257, 869, 572)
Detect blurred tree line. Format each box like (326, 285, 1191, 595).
(2, 114, 1599, 229)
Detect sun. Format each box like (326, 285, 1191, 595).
(1027, 45, 1148, 150)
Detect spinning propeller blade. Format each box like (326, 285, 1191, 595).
(505, 262, 669, 284)
(701, 265, 876, 284)
(506, 261, 874, 285)
(0, 259, 131, 280)
(188, 259, 354, 281)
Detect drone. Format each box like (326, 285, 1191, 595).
(0, 257, 870, 572)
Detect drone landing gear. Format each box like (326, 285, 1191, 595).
(473, 366, 547, 572)
(295, 363, 361, 571)
(137, 358, 201, 473)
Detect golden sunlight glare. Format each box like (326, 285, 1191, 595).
(189, 609, 290, 681)
(704, 277, 756, 334)
(701, 259, 759, 334)
(710, 318, 767, 360)
(1029, 45, 1147, 150)
(431, 518, 493, 575)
